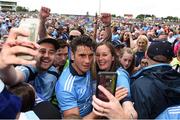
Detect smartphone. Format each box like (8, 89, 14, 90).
(96, 72, 117, 102)
(17, 18, 40, 60)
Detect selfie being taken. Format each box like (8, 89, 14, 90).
(0, 0, 180, 119)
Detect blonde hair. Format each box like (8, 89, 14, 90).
(133, 35, 149, 52)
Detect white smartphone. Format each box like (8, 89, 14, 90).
(17, 18, 40, 60)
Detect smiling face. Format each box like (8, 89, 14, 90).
(137, 39, 147, 51)
(96, 44, 114, 71)
(137, 35, 148, 52)
(35, 43, 56, 71)
(71, 45, 94, 75)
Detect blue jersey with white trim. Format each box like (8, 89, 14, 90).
(156, 105, 180, 119)
(15, 65, 58, 102)
(55, 64, 93, 117)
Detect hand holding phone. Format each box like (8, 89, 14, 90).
(96, 72, 117, 102)
(17, 18, 40, 60)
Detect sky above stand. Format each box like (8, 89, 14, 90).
(15, 0, 179, 18)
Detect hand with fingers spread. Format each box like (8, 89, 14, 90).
(92, 85, 129, 119)
(0, 28, 39, 70)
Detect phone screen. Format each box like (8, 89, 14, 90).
(96, 72, 117, 102)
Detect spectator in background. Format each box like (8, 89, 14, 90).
(68, 29, 81, 43)
(120, 31, 130, 47)
(111, 26, 120, 42)
(120, 31, 134, 48)
(134, 57, 148, 73)
(167, 31, 176, 44)
(119, 47, 135, 75)
(46, 26, 54, 38)
(56, 26, 69, 40)
(51, 40, 69, 108)
(133, 35, 149, 67)
(0, 19, 9, 39)
(53, 40, 69, 75)
(38, 7, 51, 39)
(94, 13, 112, 43)
(147, 30, 155, 42)
(171, 45, 180, 72)
(158, 31, 168, 40)
(97, 29, 107, 43)
(111, 40, 125, 59)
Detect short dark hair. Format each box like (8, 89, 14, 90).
(56, 40, 69, 48)
(8, 82, 35, 112)
(37, 38, 60, 50)
(70, 35, 96, 53)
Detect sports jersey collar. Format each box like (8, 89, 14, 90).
(69, 63, 86, 77)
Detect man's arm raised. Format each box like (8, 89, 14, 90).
(38, 7, 51, 39)
(0, 28, 39, 86)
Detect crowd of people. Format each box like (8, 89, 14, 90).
(0, 6, 180, 119)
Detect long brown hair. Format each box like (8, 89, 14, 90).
(95, 41, 120, 72)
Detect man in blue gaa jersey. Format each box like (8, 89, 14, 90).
(55, 35, 97, 119)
